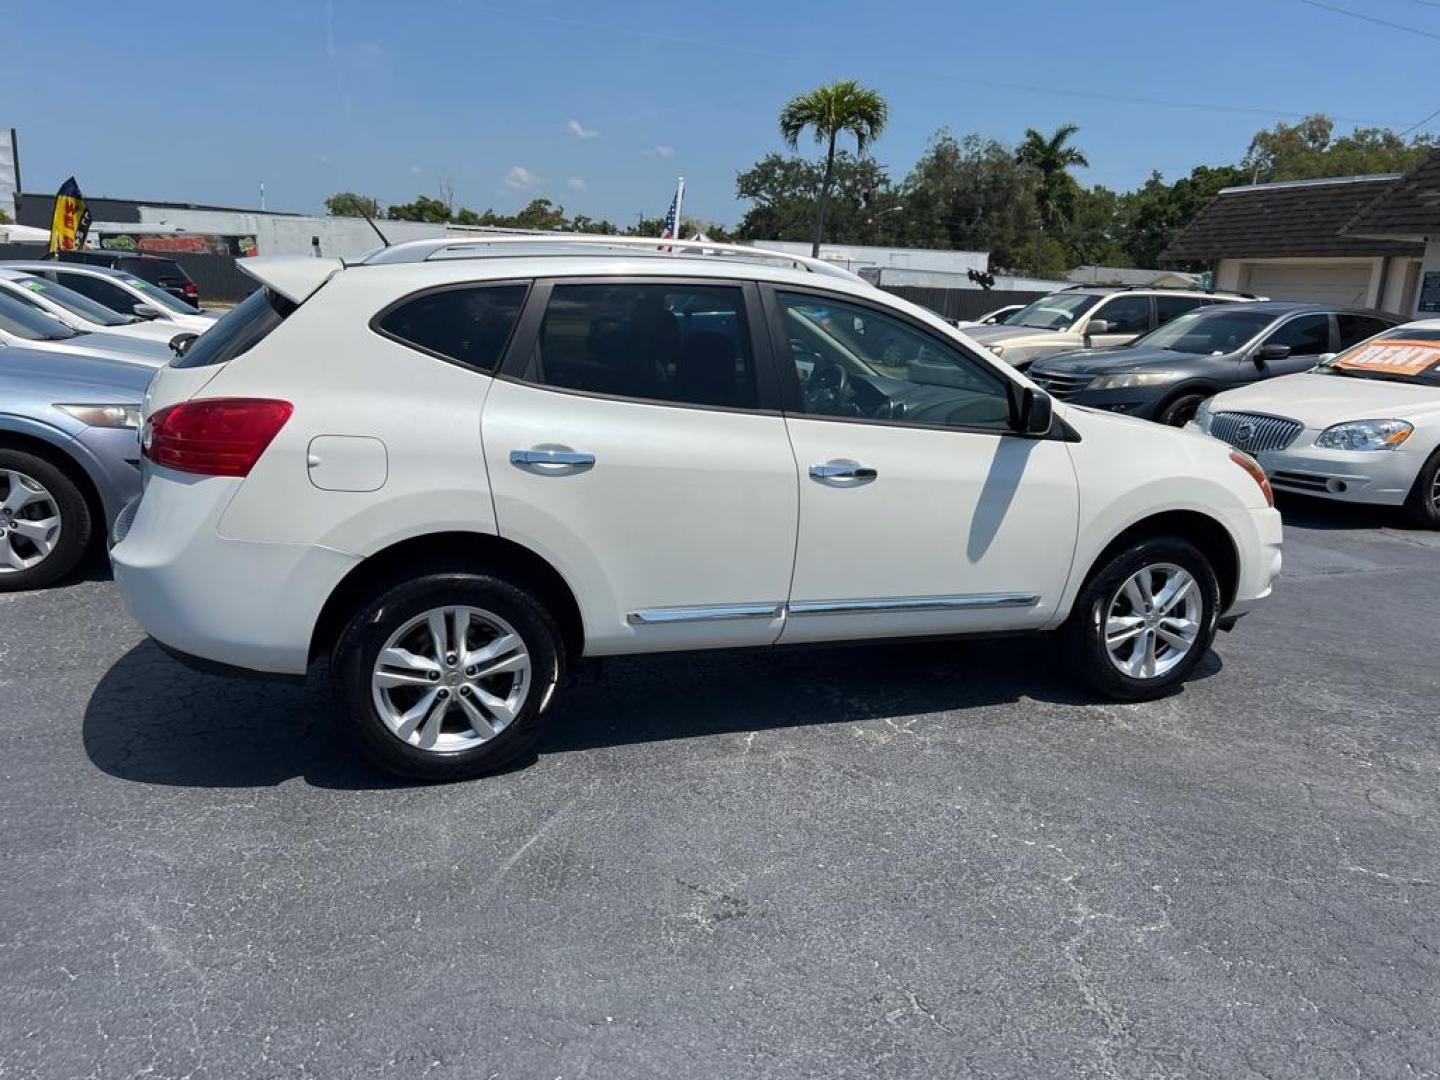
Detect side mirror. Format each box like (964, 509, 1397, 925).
(1254, 342, 1291, 365)
(1013, 386, 1054, 436)
(132, 303, 160, 320)
(168, 332, 199, 357)
(1316, 352, 1336, 364)
(1084, 318, 1109, 339)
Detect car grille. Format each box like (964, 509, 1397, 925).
(1271, 471, 1330, 493)
(1209, 411, 1303, 453)
(1029, 370, 1094, 399)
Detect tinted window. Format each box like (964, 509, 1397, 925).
(377, 285, 527, 372)
(532, 284, 757, 409)
(52, 271, 141, 314)
(1265, 314, 1330, 356)
(779, 292, 1012, 432)
(0, 289, 79, 340)
(1093, 295, 1151, 335)
(1335, 314, 1392, 350)
(172, 287, 295, 369)
(1154, 295, 1204, 325)
(9, 274, 133, 326)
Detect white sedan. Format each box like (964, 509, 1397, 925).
(1195, 320, 1440, 527)
(0, 268, 182, 346)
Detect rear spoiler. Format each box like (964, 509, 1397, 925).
(238, 255, 343, 305)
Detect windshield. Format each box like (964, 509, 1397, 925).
(1007, 293, 1099, 330)
(10, 275, 135, 327)
(121, 277, 198, 314)
(0, 289, 81, 340)
(1136, 309, 1274, 355)
(1318, 328, 1440, 387)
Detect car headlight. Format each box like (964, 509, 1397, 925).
(55, 404, 142, 429)
(1314, 419, 1413, 451)
(1088, 372, 1179, 390)
(988, 344, 1006, 358)
(1194, 398, 1214, 433)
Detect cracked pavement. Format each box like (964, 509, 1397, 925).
(1, 497, 1438, 1079)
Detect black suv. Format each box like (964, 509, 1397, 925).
(52, 251, 200, 308)
(1027, 302, 1400, 426)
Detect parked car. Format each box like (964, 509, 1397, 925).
(0, 347, 147, 590)
(53, 250, 201, 307)
(0, 288, 174, 366)
(0, 261, 218, 334)
(1196, 320, 1440, 527)
(110, 237, 1282, 781)
(0, 267, 187, 347)
(952, 304, 1023, 329)
(964, 286, 1256, 369)
(1029, 302, 1400, 426)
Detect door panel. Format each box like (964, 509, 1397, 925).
(780, 419, 1079, 642)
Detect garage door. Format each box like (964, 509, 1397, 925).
(1243, 264, 1373, 305)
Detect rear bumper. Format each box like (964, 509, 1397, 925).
(110, 469, 358, 676)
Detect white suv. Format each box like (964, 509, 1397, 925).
(111, 237, 1283, 781)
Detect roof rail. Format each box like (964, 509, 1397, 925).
(357, 233, 871, 285)
(1061, 281, 1255, 298)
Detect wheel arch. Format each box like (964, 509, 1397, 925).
(1081, 509, 1240, 612)
(0, 427, 107, 545)
(310, 531, 585, 666)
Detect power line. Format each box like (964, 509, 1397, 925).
(1296, 0, 1440, 41)
(1399, 104, 1440, 137)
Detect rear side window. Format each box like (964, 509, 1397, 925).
(530, 283, 757, 409)
(375, 284, 528, 371)
(1155, 295, 1204, 325)
(1336, 313, 1393, 350)
(172, 287, 294, 369)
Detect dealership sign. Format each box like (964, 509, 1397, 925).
(97, 232, 258, 257)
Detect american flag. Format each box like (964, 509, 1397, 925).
(659, 177, 685, 249)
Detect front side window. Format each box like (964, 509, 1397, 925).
(1092, 295, 1151, 335)
(52, 271, 145, 315)
(1265, 313, 1331, 356)
(531, 283, 757, 409)
(12, 274, 133, 326)
(779, 292, 1012, 432)
(376, 284, 527, 371)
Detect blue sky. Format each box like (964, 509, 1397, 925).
(4, 0, 1440, 227)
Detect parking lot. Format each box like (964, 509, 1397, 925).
(1, 497, 1436, 1079)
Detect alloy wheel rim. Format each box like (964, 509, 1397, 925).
(1429, 470, 1440, 514)
(371, 605, 531, 753)
(1104, 562, 1202, 680)
(0, 469, 62, 574)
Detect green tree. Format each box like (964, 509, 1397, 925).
(0, 208, 11, 225)
(779, 79, 889, 256)
(1243, 114, 1436, 183)
(324, 191, 381, 218)
(1016, 124, 1089, 233)
(734, 151, 893, 243)
(385, 194, 451, 222)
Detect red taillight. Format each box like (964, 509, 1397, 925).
(143, 398, 293, 477)
(183, 282, 199, 300)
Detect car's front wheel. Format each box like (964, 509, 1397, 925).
(0, 449, 92, 593)
(1060, 537, 1220, 701)
(1403, 446, 1440, 529)
(1156, 391, 1210, 428)
(333, 572, 565, 781)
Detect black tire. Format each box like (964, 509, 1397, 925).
(1156, 391, 1210, 428)
(0, 448, 93, 593)
(1402, 446, 1440, 529)
(332, 572, 565, 781)
(1059, 536, 1220, 702)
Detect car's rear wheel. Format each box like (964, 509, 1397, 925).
(1403, 447, 1440, 529)
(1060, 537, 1220, 701)
(1156, 391, 1210, 428)
(333, 572, 564, 781)
(0, 450, 92, 593)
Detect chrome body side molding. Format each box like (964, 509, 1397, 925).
(626, 603, 785, 626)
(626, 594, 1039, 625)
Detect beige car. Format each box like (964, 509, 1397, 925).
(964, 286, 1255, 369)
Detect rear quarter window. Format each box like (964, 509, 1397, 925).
(171, 287, 295, 369)
(373, 284, 528, 372)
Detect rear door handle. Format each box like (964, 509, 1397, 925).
(810, 460, 878, 485)
(510, 447, 596, 473)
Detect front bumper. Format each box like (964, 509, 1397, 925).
(1222, 505, 1284, 618)
(110, 469, 359, 676)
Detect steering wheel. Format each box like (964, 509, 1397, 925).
(805, 358, 851, 413)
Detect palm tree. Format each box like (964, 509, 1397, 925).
(1016, 124, 1090, 232)
(780, 80, 889, 257)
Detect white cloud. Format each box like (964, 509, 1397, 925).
(409, 164, 422, 175)
(644, 145, 675, 159)
(567, 119, 600, 139)
(504, 165, 542, 191)
(566, 177, 588, 192)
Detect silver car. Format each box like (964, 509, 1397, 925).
(0, 346, 150, 590)
(0, 288, 172, 367)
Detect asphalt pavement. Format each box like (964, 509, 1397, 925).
(1, 497, 1437, 1079)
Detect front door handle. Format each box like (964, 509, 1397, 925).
(510, 447, 596, 474)
(810, 460, 878, 485)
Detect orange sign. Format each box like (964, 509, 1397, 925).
(1333, 339, 1440, 377)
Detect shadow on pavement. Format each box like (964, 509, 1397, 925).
(84, 634, 1222, 789)
(1275, 492, 1414, 533)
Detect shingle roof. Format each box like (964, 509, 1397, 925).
(1161, 175, 1422, 262)
(1342, 151, 1440, 241)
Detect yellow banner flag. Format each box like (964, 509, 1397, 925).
(48, 177, 91, 253)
